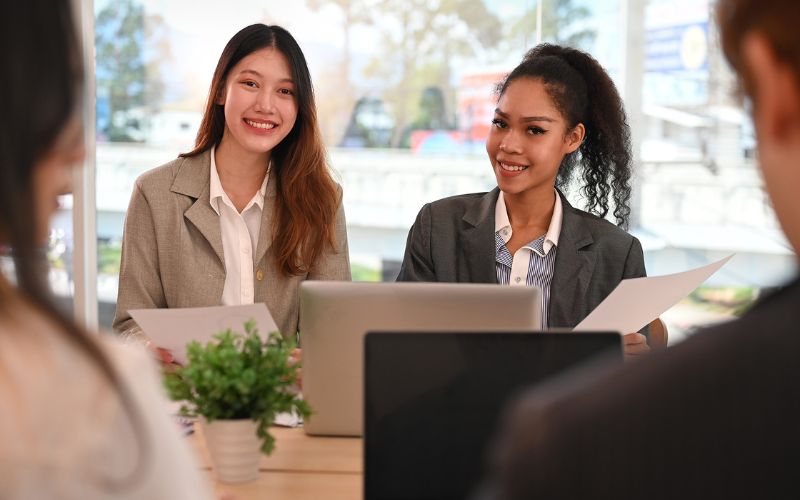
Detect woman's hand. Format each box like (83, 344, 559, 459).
(154, 346, 173, 363)
(120, 327, 181, 370)
(289, 348, 302, 388)
(151, 345, 182, 373)
(623, 332, 650, 360)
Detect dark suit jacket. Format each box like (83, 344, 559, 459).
(481, 277, 800, 500)
(396, 188, 646, 328)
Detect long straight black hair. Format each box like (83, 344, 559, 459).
(183, 24, 340, 276)
(0, 0, 148, 488)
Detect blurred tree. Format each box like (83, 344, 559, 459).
(510, 0, 596, 50)
(306, 0, 373, 144)
(96, 0, 169, 142)
(306, 0, 372, 90)
(143, 13, 171, 115)
(364, 0, 501, 147)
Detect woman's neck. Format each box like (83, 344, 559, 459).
(503, 187, 556, 230)
(214, 136, 270, 209)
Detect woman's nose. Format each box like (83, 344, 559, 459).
(254, 90, 276, 112)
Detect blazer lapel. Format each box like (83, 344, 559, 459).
(254, 169, 278, 266)
(459, 188, 500, 284)
(549, 192, 595, 327)
(172, 150, 225, 266)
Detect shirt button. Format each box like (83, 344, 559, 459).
(514, 276, 522, 283)
(242, 246, 250, 254)
(502, 229, 509, 236)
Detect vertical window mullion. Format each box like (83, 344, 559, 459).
(71, 0, 99, 331)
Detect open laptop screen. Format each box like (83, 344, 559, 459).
(364, 332, 621, 500)
(300, 282, 541, 436)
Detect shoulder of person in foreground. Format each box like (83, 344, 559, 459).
(100, 338, 216, 500)
(479, 277, 800, 500)
(0, 304, 213, 499)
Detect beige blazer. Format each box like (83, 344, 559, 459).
(113, 149, 351, 338)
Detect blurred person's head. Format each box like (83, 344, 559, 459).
(718, 0, 800, 254)
(0, 0, 147, 486)
(184, 24, 339, 277)
(490, 44, 632, 228)
(0, 0, 84, 294)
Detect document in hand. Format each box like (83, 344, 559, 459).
(128, 303, 280, 364)
(574, 255, 733, 334)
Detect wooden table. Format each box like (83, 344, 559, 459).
(190, 425, 363, 499)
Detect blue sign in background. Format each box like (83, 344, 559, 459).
(646, 22, 708, 73)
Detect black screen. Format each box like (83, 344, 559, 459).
(364, 332, 621, 500)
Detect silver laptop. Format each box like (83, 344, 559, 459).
(299, 282, 542, 436)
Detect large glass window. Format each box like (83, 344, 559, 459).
(81, 0, 794, 343)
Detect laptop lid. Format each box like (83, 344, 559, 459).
(363, 331, 621, 500)
(299, 282, 542, 436)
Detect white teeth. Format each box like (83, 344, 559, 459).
(245, 119, 276, 129)
(500, 162, 528, 172)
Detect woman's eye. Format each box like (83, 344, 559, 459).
(491, 118, 506, 128)
(527, 126, 546, 135)
(242, 80, 258, 88)
(278, 88, 294, 96)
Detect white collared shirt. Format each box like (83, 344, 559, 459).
(209, 147, 268, 305)
(494, 190, 563, 327)
(494, 190, 562, 257)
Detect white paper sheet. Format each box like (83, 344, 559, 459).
(129, 303, 280, 364)
(574, 255, 733, 334)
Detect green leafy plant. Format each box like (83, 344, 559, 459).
(164, 320, 311, 454)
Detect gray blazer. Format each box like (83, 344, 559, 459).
(396, 188, 646, 329)
(113, 149, 351, 338)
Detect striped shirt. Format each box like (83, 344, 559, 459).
(494, 191, 563, 328)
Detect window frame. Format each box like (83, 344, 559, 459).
(72, 0, 99, 331)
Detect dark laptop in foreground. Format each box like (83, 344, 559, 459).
(364, 331, 622, 500)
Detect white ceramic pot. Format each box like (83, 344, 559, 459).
(202, 418, 261, 483)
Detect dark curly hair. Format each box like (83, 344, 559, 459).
(498, 43, 633, 228)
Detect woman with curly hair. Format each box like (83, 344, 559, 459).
(397, 44, 649, 356)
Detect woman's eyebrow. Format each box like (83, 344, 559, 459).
(494, 108, 555, 122)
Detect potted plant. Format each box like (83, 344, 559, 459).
(164, 320, 310, 483)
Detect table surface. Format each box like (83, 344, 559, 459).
(191, 425, 363, 499)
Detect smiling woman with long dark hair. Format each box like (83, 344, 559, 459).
(0, 1, 212, 498)
(113, 24, 351, 349)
